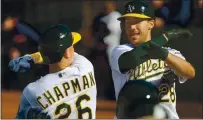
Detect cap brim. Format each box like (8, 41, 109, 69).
(71, 32, 81, 45)
(118, 13, 151, 20)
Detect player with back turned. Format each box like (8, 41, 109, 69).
(9, 1, 194, 118)
(110, 0, 195, 119)
(14, 24, 97, 119)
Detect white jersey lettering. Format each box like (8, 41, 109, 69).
(16, 53, 97, 119)
(110, 44, 187, 119)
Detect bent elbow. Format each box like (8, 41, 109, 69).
(191, 68, 196, 79)
(187, 67, 195, 79)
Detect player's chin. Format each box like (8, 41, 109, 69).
(130, 38, 141, 46)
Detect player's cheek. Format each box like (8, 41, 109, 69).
(125, 27, 131, 37)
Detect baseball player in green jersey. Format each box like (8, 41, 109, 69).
(9, 1, 194, 118)
(110, 0, 195, 119)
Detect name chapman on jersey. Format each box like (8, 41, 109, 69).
(129, 59, 167, 80)
(36, 72, 96, 109)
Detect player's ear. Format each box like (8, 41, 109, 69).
(64, 48, 71, 58)
(148, 19, 155, 30)
(64, 46, 74, 58)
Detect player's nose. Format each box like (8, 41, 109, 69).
(130, 24, 137, 31)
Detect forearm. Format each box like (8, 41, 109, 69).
(118, 34, 168, 72)
(151, 34, 168, 46)
(118, 35, 168, 72)
(119, 49, 148, 72)
(164, 53, 195, 79)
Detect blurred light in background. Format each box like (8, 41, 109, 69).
(198, 0, 203, 8)
(13, 34, 27, 43)
(9, 47, 21, 59)
(152, 0, 164, 9)
(2, 17, 17, 31)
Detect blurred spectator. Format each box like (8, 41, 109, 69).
(101, 1, 121, 100)
(191, 7, 203, 28)
(1, 19, 41, 90)
(151, 0, 165, 29)
(155, 17, 165, 28)
(1, 17, 18, 45)
(1, 47, 19, 89)
(101, 1, 121, 63)
(154, 0, 193, 27)
(198, 0, 203, 8)
(87, 1, 121, 100)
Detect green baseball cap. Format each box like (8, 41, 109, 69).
(39, 24, 81, 64)
(118, 0, 155, 20)
(116, 80, 159, 118)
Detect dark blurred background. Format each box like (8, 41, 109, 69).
(1, 0, 203, 118)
